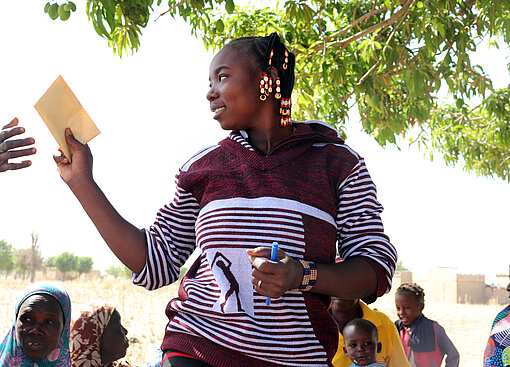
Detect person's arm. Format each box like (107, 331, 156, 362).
(0, 117, 36, 172)
(248, 158, 396, 300)
(54, 128, 147, 273)
(435, 322, 459, 367)
(133, 184, 200, 290)
(335, 158, 397, 300)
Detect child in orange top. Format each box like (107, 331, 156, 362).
(394, 283, 459, 367)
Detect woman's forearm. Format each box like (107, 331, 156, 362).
(69, 177, 147, 273)
(313, 258, 377, 299)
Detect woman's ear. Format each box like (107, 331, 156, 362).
(269, 66, 279, 82)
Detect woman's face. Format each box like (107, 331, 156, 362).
(395, 292, 424, 327)
(207, 45, 267, 131)
(16, 294, 64, 360)
(99, 310, 129, 365)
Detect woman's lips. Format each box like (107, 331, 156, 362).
(213, 106, 225, 118)
(25, 340, 45, 350)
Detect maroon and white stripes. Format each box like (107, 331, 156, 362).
(133, 121, 397, 366)
(336, 159, 397, 293)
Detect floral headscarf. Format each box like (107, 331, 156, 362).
(69, 304, 130, 367)
(0, 281, 72, 367)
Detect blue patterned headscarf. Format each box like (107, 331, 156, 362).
(0, 282, 72, 366)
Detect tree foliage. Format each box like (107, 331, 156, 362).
(13, 249, 33, 279)
(78, 256, 94, 275)
(105, 263, 132, 278)
(54, 251, 79, 274)
(396, 260, 409, 271)
(48, 0, 510, 181)
(0, 240, 14, 276)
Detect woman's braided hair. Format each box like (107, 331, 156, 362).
(225, 32, 296, 102)
(396, 282, 425, 304)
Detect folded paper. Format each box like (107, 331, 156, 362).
(35, 75, 100, 161)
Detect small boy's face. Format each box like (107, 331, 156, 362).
(342, 325, 381, 366)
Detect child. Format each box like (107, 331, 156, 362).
(395, 282, 459, 367)
(331, 297, 409, 367)
(343, 318, 386, 367)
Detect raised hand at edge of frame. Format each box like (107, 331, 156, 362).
(0, 117, 36, 173)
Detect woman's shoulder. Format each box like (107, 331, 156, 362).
(179, 144, 222, 173)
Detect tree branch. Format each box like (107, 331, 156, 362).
(322, 6, 388, 45)
(155, 0, 185, 21)
(317, 0, 417, 52)
(356, 1, 413, 86)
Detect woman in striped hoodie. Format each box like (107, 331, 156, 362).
(54, 32, 397, 367)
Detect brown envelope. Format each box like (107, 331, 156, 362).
(34, 75, 100, 161)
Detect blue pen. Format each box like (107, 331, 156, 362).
(266, 241, 279, 306)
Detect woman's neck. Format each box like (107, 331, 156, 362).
(246, 124, 294, 154)
(331, 306, 363, 333)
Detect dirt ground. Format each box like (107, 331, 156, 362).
(1, 278, 506, 366)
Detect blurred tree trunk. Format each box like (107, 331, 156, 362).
(30, 232, 39, 282)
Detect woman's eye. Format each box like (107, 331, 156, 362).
(218, 74, 227, 81)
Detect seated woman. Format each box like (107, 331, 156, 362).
(0, 281, 72, 365)
(69, 304, 131, 367)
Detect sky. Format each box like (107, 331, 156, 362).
(1, 1, 509, 282)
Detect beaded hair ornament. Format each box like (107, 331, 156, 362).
(258, 34, 293, 127)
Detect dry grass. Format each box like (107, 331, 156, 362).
(1, 278, 506, 366)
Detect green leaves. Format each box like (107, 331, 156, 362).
(225, 0, 235, 14)
(73, 0, 510, 180)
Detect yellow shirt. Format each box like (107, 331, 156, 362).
(332, 301, 410, 367)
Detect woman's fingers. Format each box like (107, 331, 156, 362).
(2, 147, 36, 160)
(53, 153, 69, 165)
(248, 247, 292, 298)
(0, 135, 35, 152)
(64, 128, 84, 149)
(2, 117, 19, 129)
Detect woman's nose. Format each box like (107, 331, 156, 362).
(206, 86, 218, 101)
(28, 324, 44, 335)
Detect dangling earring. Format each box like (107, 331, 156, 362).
(275, 77, 281, 99)
(280, 98, 292, 127)
(260, 72, 269, 101)
(283, 50, 289, 70)
(268, 49, 274, 66)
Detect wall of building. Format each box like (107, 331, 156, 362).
(392, 268, 509, 305)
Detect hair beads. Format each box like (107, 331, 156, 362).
(227, 33, 296, 127)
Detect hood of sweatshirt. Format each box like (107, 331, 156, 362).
(220, 120, 345, 171)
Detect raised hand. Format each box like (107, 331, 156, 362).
(53, 128, 94, 187)
(0, 118, 36, 173)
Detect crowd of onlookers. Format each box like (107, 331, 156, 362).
(2, 278, 509, 366)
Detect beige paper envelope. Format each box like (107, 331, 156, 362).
(34, 75, 100, 161)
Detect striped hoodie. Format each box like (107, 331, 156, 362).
(133, 120, 397, 367)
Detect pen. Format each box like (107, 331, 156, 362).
(266, 241, 279, 306)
